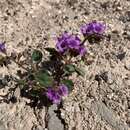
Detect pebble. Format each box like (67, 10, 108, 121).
(0, 122, 6, 130)
(125, 62, 130, 71)
(92, 101, 129, 130)
(126, 31, 130, 40)
(48, 105, 64, 130)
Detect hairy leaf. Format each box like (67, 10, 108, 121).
(64, 64, 75, 76)
(74, 66, 85, 77)
(35, 71, 53, 87)
(32, 50, 43, 62)
(66, 64, 75, 72)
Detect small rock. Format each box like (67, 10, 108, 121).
(124, 79, 130, 86)
(126, 110, 130, 127)
(126, 31, 130, 40)
(48, 104, 57, 115)
(116, 52, 126, 61)
(0, 122, 6, 130)
(125, 62, 130, 71)
(0, 75, 10, 88)
(100, 72, 108, 82)
(116, 6, 122, 11)
(67, 0, 78, 6)
(100, 1, 110, 10)
(119, 11, 130, 23)
(95, 72, 114, 84)
(126, 11, 130, 19)
(14, 87, 21, 99)
(48, 105, 64, 130)
(45, 0, 60, 4)
(92, 101, 129, 130)
(128, 100, 130, 108)
(107, 72, 114, 85)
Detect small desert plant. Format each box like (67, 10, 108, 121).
(0, 21, 106, 105)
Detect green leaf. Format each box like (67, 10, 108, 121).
(64, 64, 75, 74)
(32, 50, 43, 62)
(63, 70, 70, 76)
(74, 66, 85, 77)
(35, 71, 53, 87)
(62, 79, 74, 92)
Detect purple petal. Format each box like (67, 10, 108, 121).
(81, 21, 106, 36)
(46, 88, 54, 100)
(56, 33, 69, 53)
(67, 38, 81, 49)
(46, 88, 61, 104)
(93, 22, 106, 34)
(56, 41, 67, 53)
(79, 46, 87, 56)
(52, 93, 61, 104)
(56, 32, 82, 54)
(58, 84, 68, 97)
(0, 43, 6, 52)
(86, 23, 95, 34)
(81, 25, 88, 35)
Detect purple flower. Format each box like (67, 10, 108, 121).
(46, 88, 61, 104)
(58, 84, 68, 97)
(81, 21, 106, 36)
(56, 33, 69, 53)
(46, 84, 69, 104)
(56, 32, 81, 53)
(0, 43, 6, 53)
(67, 36, 81, 49)
(79, 46, 87, 56)
(56, 32, 86, 56)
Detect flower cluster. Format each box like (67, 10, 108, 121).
(46, 84, 68, 104)
(56, 32, 86, 56)
(45, 21, 106, 104)
(80, 21, 106, 37)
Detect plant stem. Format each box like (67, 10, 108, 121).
(80, 37, 87, 45)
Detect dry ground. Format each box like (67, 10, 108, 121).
(0, 0, 130, 130)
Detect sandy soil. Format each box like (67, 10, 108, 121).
(0, 0, 130, 130)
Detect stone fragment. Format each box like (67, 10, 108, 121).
(92, 101, 129, 130)
(48, 105, 64, 130)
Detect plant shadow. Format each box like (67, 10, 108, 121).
(18, 58, 63, 108)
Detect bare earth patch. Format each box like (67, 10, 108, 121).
(0, 0, 130, 130)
